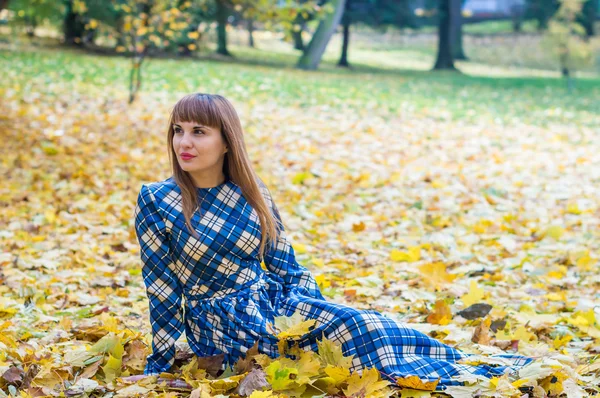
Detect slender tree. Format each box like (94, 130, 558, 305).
(453, 0, 467, 60)
(337, 12, 350, 67)
(579, 0, 597, 37)
(336, 0, 415, 68)
(433, 0, 460, 70)
(526, 0, 560, 31)
(63, 0, 86, 45)
(215, 0, 231, 56)
(543, 0, 593, 90)
(247, 18, 254, 47)
(297, 0, 347, 70)
(292, 13, 306, 51)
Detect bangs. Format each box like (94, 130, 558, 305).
(170, 94, 222, 130)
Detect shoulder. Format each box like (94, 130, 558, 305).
(137, 177, 180, 207)
(140, 176, 179, 197)
(255, 177, 274, 208)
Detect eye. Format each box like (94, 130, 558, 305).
(174, 127, 182, 134)
(194, 130, 205, 135)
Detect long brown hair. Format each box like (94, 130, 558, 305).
(166, 93, 280, 260)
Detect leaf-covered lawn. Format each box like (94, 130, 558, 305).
(1, 46, 600, 397)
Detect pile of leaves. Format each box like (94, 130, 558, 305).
(1, 48, 600, 397)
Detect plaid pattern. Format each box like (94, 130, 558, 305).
(134, 177, 532, 388)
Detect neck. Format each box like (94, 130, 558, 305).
(190, 171, 227, 189)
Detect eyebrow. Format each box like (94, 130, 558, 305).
(173, 124, 206, 129)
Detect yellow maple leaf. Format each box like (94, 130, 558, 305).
(248, 391, 275, 398)
(544, 225, 564, 240)
(390, 246, 421, 262)
(293, 243, 307, 254)
(396, 375, 439, 391)
(461, 280, 485, 307)
(539, 371, 569, 396)
(206, 374, 245, 394)
(292, 172, 311, 185)
(317, 338, 354, 368)
(566, 202, 581, 214)
(265, 360, 298, 391)
(566, 309, 596, 328)
(278, 350, 320, 385)
(512, 325, 537, 343)
(401, 389, 432, 398)
(102, 354, 122, 383)
(314, 273, 331, 289)
(576, 254, 594, 271)
(181, 357, 208, 383)
(552, 334, 573, 350)
(324, 364, 351, 386)
(272, 310, 316, 340)
(90, 332, 125, 359)
(418, 262, 457, 291)
(426, 300, 452, 325)
(344, 367, 392, 398)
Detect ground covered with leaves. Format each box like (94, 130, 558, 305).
(1, 46, 600, 397)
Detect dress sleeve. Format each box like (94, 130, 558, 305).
(134, 184, 184, 375)
(260, 185, 325, 301)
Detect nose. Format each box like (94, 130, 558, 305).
(179, 132, 192, 148)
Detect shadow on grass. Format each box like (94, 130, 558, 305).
(4, 35, 600, 94)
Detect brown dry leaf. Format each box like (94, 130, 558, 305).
(472, 317, 492, 345)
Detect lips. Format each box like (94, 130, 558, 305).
(180, 153, 196, 160)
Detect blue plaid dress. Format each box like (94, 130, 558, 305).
(134, 177, 532, 389)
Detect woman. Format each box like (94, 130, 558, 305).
(134, 93, 532, 389)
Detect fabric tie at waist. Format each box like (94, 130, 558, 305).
(185, 276, 267, 304)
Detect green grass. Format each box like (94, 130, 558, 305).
(414, 19, 540, 34)
(463, 19, 540, 34)
(2, 35, 599, 129)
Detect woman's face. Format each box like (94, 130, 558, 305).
(172, 120, 228, 180)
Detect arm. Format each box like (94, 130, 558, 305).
(134, 184, 184, 375)
(260, 184, 325, 301)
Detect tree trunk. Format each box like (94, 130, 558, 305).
(216, 0, 231, 56)
(293, 29, 304, 51)
(291, 14, 305, 51)
(434, 0, 460, 70)
(63, 0, 85, 46)
(337, 16, 350, 67)
(247, 18, 254, 47)
(534, 0, 555, 31)
(453, 13, 467, 60)
(581, 0, 597, 37)
(297, 0, 347, 70)
(25, 14, 37, 37)
(511, 3, 525, 33)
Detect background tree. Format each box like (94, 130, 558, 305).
(543, 0, 594, 91)
(433, 0, 461, 70)
(453, 0, 467, 60)
(7, 0, 63, 38)
(337, 0, 373, 68)
(526, 0, 560, 31)
(297, 0, 347, 70)
(214, 0, 230, 55)
(578, 0, 597, 37)
(336, 0, 414, 68)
